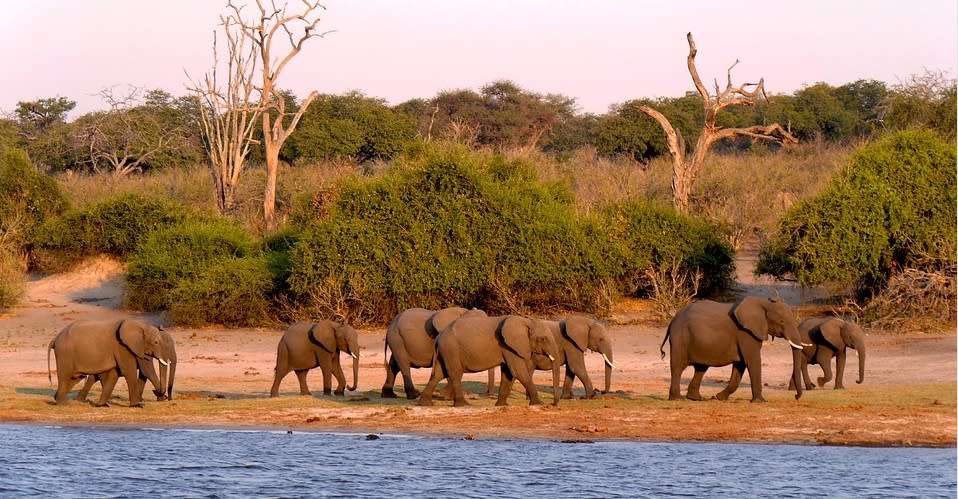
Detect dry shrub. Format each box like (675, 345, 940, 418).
(0, 247, 26, 308)
(862, 266, 957, 332)
(643, 260, 703, 322)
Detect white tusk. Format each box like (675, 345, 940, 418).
(547, 354, 555, 362)
(158, 358, 170, 366)
(802, 343, 815, 347)
(788, 341, 804, 350)
(602, 354, 616, 369)
(351, 353, 359, 359)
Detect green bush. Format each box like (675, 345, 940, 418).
(0, 247, 25, 308)
(0, 149, 69, 251)
(285, 144, 734, 324)
(32, 193, 192, 271)
(126, 219, 274, 326)
(757, 130, 957, 291)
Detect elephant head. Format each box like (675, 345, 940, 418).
(155, 328, 177, 400)
(118, 320, 171, 368)
(818, 318, 866, 384)
(731, 295, 805, 400)
(501, 316, 562, 406)
(563, 317, 615, 394)
(310, 321, 360, 391)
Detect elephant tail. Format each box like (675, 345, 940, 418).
(47, 338, 55, 386)
(659, 325, 672, 360)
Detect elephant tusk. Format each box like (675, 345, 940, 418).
(802, 343, 815, 347)
(602, 354, 616, 369)
(547, 355, 555, 362)
(158, 358, 170, 366)
(351, 353, 359, 359)
(788, 340, 804, 350)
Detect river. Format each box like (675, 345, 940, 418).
(0, 424, 953, 497)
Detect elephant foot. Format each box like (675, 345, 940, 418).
(334, 390, 345, 396)
(94, 402, 110, 408)
(416, 397, 434, 407)
(817, 377, 829, 387)
(528, 399, 543, 406)
(130, 403, 145, 408)
(804, 384, 816, 390)
(688, 392, 707, 401)
(269, 393, 279, 398)
(834, 385, 845, 390)
(380, 388, 398, 398)
(668, 393, 684, 401)
(454, 399, 471, 407)
(749, 396, 768, 403)
(404, 390, 421, 400)
(321, 390, 332, 396)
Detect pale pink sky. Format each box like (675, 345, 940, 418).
(2, 1, 955, 117)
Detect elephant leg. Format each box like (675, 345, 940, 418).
(76, 375, 96, 402)
(381, 354, 399, 398)
(417, 360, 446, 406)
(96, 370, 120, 407)
(801, 356, 815, 390)
(686, 365, 708, 401)
(486, 368, 496, 397)
(715, 362, 746, 401)
(833, 350, 847, 389)
(560, 365, 576, 399)
(294, 370, 311, 396)
(495, 365, 514, 407)
(317, 356, 334, 395)
(669, 357, 688, 401)
(567, 354, 595, 399)
(511, 364, 542, 406)
(122, 369, 144, 408)
(741, 358, 766, 403)
(270, 364, 292, 397)
(332, 355, 346, 396)
(817, 351, 834, 388)
(56, 374, 86, 405)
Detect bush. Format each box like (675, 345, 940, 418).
(0, 149, 69, 251)
(757, 130, 957, 293)
(126, 219, 274, 326)
(285, 144, 734, 324)
(0, 247, 25, 308)
(32, 193, 192, 271)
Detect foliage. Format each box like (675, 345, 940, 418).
(882, 69, 957, 139)
(757, 130, 957, 294)
(126, 219, 274, 326)
(0, 247, 25, 309)
(0, 149, 69, 251)
(285, 144, 732, 324)
(31, 193, 193, 271)
(288, 91, 415, 163)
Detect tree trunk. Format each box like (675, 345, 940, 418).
(263, 141, 281, 231)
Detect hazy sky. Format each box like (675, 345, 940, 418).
(1, 1, 955, 117)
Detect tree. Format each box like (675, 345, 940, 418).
(640, 33, 798, 213)
(13, 97, 75, 140)
(191, 0, 327, 225)
(76, 87, 199, 177)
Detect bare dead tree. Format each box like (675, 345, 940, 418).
(189, 13, 261, 215)
(641, 33, 798, 213)
(229, 0, 329, 230)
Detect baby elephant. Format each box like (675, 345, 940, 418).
(270, 320, 361, 397)
(790, 317, 866, 390)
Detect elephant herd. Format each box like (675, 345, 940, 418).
(44, 296, 865, 408)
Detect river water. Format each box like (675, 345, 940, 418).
(0, 424, 953, 498)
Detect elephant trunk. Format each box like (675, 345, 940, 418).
(166, 361, 177, 400)
(601, 349, 614, 394)
(855, 339, 866, 384)
(791, 346, 804, 400)
(348, 351, 359, 391)
(551, 358, 561, 406)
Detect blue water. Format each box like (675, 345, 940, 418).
(0, 424, 953, 498)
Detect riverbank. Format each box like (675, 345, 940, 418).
(0, 257, 954, 447)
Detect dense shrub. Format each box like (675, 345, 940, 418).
(32, 193, 192, 271)
(757, 130, 957, 293)
(0, 248, 25, 308)
(0, 149, 69, 250)
(286, 144, 734, 324)
(126, 219, 274, 326)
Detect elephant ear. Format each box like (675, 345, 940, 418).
(117, 320, 148, 359)
(818, 319, 847, 351)
(500, 316, 532, 360)
(731, 296, 769, 342)
(562, 317, 590, 352)
(308, 322, 337, 353)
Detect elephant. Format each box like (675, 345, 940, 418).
(660, 295, 808, 403)
(270, 320, 360, 397)
(789, 317, 866, 390)
(76, 328, 177, 402)
(417, 315, 561, 407)
(47, 319, 172, 407)
(530, 317, 615, 399)
(381, 306, 491, 400)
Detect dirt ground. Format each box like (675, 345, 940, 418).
(0, 256, 954, 447)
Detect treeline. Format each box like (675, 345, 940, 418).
(1, 72, 955, 174)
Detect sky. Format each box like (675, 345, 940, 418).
(1, 1, 955, 118)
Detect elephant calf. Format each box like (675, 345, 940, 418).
(789, 317, 866, 390)
(270, 320, 360, 397)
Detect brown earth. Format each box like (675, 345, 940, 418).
(0, 256, 954, 447)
